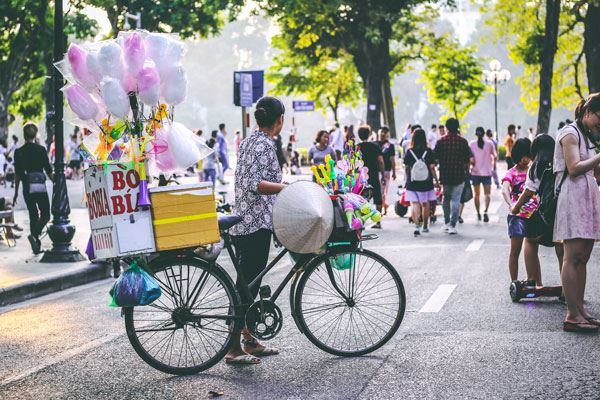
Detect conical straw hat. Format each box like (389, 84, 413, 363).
(273, 181, 334, 254)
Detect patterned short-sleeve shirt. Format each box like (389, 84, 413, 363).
(230, 130, 282, 236)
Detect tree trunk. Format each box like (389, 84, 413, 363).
(381, 74, 397, 139)
(0, 101, 9, 140)
(584, 2, 600, 93)
(536, 0, 561, 135)
(365, 70, 384, 132)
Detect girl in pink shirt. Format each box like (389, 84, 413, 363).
(469, 127, 497, 222)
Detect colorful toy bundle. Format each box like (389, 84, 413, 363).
(310, 140, 381, 230)
(56, 30, 212, 208)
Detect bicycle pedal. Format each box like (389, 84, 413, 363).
(259, 285, 271, 299)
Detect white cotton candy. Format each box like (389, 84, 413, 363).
(98, 41, 124, 80)
(86, 51, 103, 87)
(161, 66, 187, 106)
(145, 34, 169, 64)
(168, 122, 203, 170)
(101, 78, 130, 118)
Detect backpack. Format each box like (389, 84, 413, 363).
(537, 123, 581, 227)
(409, 149, 429, 182)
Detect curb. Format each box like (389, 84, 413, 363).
(0, 262, 111, 307)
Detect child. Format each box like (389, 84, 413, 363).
(501, 138, 541, 287)
(203, 138, 218, 187)
(4, 157, 15, 188)
(511, 134, 564, 284)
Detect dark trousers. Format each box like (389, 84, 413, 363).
(232, 229, 272, 312)
(24, 192, 50, 238)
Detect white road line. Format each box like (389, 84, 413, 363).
(0, 333, 122, 387)
(465, 239, 484, 252)
(419, 284, 457, 313)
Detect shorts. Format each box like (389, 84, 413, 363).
(368, 176, 383, 206)
(69, 160, 82, 169)
(471, 175, 492, 186)
(405, 189, 437, 203)
(507, 215, 528, 238)
(507, 214, 550, 241)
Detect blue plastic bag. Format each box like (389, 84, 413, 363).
(109, 260, 161, 307)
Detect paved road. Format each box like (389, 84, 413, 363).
(2, 185, 600, 399)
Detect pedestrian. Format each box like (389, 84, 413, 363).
(217, 123, 230, 184)
(553, 94, 600, 333)
(470, 126, 497, 222)
(504, 124, 516, 169)
(402, 124, 421, 158)
(486, 128, 500, 188)
(234, 130, 241, 157)
(13, 123, 53, 254)
(67, 133, 82, 179)
(378, 126, 396, 215)
(434, 118, 472, 234)
(8, 134, 18, 160)
(202, 138, 218, 187)
(308, 130, 336, 169)
(0, 139, 7, 187)
(345, 124, 355, 144)
(428, 124, 438, 149)
(527, 127, 535, 141)
(510, 134, 564, 285)
(227, 96, 286, 364)
(404, 128, 439, 236)
(501, 138, 541, 288)
(329, 122, 344, 160)
(357, 125, 385, 229)
(438, 124, 446, 138)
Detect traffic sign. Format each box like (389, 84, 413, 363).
(233, 70, 264, 106)
(239, 73, 253, 107)
(292, 100, 315, 112)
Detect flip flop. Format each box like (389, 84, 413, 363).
(563, 321, 599, 333)
(224, 354, 261, 365)
(242, 339, 280, 357)
(585, 317, 600, 326)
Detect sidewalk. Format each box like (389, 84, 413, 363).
(0, 208, 111, 307)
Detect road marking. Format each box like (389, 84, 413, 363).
(465, 239, 484, 252)
(419, 284, 457, 313)
(0, 333, 122, 387)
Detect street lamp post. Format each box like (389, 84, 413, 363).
(123, 12, 142, 30)
(483, 60, 511, 137)
(41, 0, 84, 262)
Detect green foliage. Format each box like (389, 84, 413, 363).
(267, 38, 363, 120)
(64, 10, 99, 39)
(419, 38, 487, 120)
(497, 144, 506, 160)
(77, 0, 245, 38)
(482, 0, 587, 113)
(9, 77, 45, 122)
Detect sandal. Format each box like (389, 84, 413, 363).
(242, 339, 280, 357)
(225, 354, 261, 365)
(563, 320, 599, 333)
(585, 317, 600, 326)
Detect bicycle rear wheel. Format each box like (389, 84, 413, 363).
(295, 248, 405, 357)
(124, 256, 241, 375)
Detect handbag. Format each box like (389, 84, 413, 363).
(27, 171, 47, 193)
(460, 174, 473, 203)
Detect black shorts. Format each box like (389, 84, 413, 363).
(368, 176, 383, 206)
(69, 160, 82, 169)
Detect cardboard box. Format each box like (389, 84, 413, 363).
(84, 164, 156, 260)
(149, 183, 220, 251)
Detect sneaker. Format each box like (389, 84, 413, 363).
(524, 279, 536, 289)
(477, 213, 482, 221)
(371, 222, 382, 229)
(458, 216, 464, 224)
(483, 212, 489, 223)
(28, 234, 41, 254)
(422, 227, 429, 233)
(441, 224, 450, 232)
(413, 229, 420, 237)
(448, 226, 458, 235)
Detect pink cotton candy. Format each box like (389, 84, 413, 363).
(123, 33, 146, 76)
(137, 66, 161, 105)
(68, 44, 95, 90)
(65, 84, 99, 121)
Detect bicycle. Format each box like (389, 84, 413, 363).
(122, 200, 406, 375)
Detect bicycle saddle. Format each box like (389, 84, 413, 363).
(218, 215, 242, 231)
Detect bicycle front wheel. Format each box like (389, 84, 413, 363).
(295, 248, 405, 357)
(124, 256, 241, 375)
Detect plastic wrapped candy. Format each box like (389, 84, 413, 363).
(137, 65, 161, 105)
(168, 122, 206, 169)
(109, 261, 161, 307)
(64, 84, 99, 121)
(101, 78, 130, 118)
(123, 32, 146, 77)
(145, 34, 186, 79)
(98, 41, 124, 80)
(161, 66, 187, 105)
(67, 43, 96, 91)
(152, 125, 179, 172)
(86, 50, 103, 88)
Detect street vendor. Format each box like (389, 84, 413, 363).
(226, 96, 287, 365)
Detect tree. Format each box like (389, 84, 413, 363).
(536, 0, 560, 135)
(0, 0, 49, 138)
(259, 0, 446, 138)
(578, 0, 600, 93)
(419, 38, 487, 120)
(267, 39, 363, 122)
